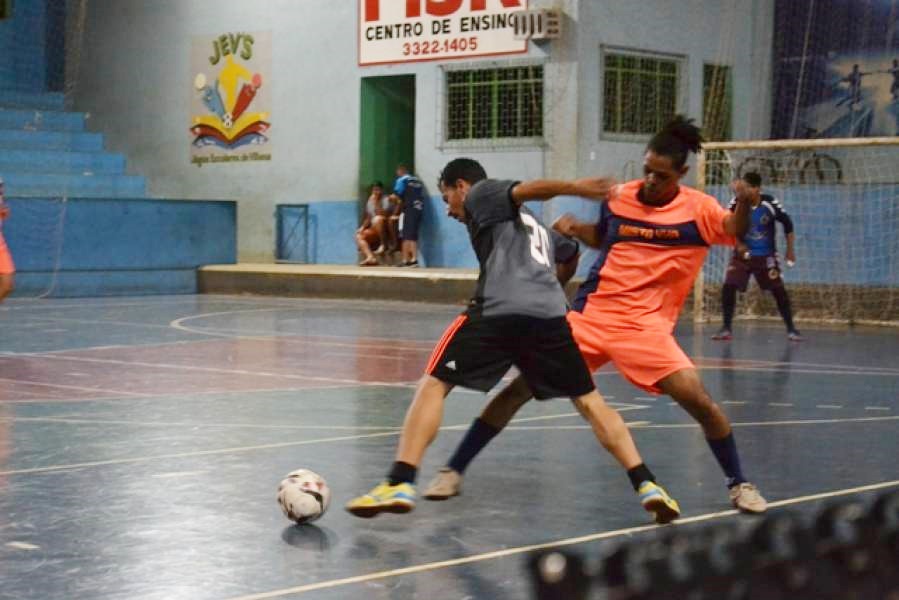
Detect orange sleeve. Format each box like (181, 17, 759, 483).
(695, 193, 735, 247)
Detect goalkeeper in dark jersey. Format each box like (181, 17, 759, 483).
(713, 172, 801, 341)
(346, 158, 680, 524)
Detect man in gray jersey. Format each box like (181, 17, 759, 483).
(346, 158, 680, 523)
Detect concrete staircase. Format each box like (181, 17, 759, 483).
(0, 91, 145, 198)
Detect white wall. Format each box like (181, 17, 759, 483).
(576, 0, 775, 183)
(72, 0, 773, 262)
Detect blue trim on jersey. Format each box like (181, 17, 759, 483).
(571, 208, 709, 312)
(393, 174, 411, 196)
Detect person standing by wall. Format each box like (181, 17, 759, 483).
(712, 172, 801, 341)
(389, 164, 424, 267)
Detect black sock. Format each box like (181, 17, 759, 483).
(706, 433, 747, 488)
(387, 461, 417, 485)
(626, 464, 656, 491)
(771, 287, 796, 332)
(722, 284, 737, 330)
(448, 418, 501, 474)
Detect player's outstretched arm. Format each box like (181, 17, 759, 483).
(724, 180, 752, 238)
(511, 177, 616, 205)
(552, 213, 603, 248)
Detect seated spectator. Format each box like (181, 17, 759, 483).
(356, 181, 390, 266)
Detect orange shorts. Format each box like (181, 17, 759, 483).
(566, 311, 694, 394)
(0, 232, 14, 275)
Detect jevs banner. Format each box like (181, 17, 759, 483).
(359, 0, 527, 66)
(773, 0, 899, 138)
(190, 32, 272, 166)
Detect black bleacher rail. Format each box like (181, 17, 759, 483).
(528, 489, 899, 600)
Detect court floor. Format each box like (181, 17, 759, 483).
(0, 294, 897, 600)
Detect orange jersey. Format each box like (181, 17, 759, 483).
(0, 230, 13, 275)
(571, 180, 734, 331)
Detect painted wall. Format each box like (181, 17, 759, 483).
(70, 0, 774, 267)
(704, 185, 897, 286)
(0, 0, 49, 91)
(5, 197, 236, 296)
(576, 0, 775, 185)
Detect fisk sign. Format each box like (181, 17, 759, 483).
(359, 0, 528, 66)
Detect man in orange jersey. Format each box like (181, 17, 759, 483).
(0, 177, 14, 302)
(425, 116, 768, 514)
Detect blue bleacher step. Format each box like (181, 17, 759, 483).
(0, 91, 66, 111)
(0, 129, 104, 152)
(2, 173, 146, 198)
(0, 150, 125, 175)
(0, 108, 86, 132)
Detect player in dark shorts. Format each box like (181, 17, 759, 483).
(346, 158, 680, 523)
(389, 164, 424, 267)
(712, 172, 801, 341)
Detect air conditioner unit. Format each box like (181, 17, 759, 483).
(512, 9, 562, 40)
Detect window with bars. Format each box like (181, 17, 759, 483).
(445, 65, 543, 141)
(602, 51, 680, 137)
(703, 63, 733, 141)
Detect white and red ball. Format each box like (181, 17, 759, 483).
(277, 469, 331, 524)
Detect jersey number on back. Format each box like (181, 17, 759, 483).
(520, 213, 551, 267)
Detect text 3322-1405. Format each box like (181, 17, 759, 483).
(403, 37, 478, 56)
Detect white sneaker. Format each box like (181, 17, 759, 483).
(729, 482, 767, 513)
(423, 467, 462, 500)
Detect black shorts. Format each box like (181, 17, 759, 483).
(724, 254, 784, 292)
(400, 197, 423, 242)
(426, 314, 595, 400)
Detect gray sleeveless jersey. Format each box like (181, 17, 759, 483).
(464, 179, 575, 319)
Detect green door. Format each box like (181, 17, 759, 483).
(359, 75, 416, 213)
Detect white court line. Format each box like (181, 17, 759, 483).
(6, 353, 412, 389)
(0, 376, 148, 397)
(224, 479, 899, 600)
(702, 365, 899, 377)
(0, 417, 406, 430)
(5, 414, 897, 478)
(0, 430, 403, 477)
(768, 402, 793, 407)
(5, 541, 41, 551)
(816, 404, 843, 410)
(0, 411, 599, 476)
(506, 415, 899, 431)
(721, 401, 747, 405)
(865, 406, 891, 411)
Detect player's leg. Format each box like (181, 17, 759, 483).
(425, 374, 533, 500)
(400, 200, 422, 266)
(603, 328, 766, 513)
(757, 256, 801, 339)
(657, 368, 767, 513)
(346, 374, 452, 517)
(523, 315, 679, 523)
(372, 215, 387, 254)
(0, 273, 12, 302)
(0, 236, 14, 302)
(426, 310, 609, 500)
(355, 229, 378, 265)
(713, 258, 748, 340)
(347, 315, 511, 517)
(571, 389, 680, 523)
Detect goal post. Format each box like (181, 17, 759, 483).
(694, 137, 899, 327)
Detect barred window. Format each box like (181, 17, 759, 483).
(703, 63, 733, 141)
(446, 65, 543, 141)
(603, 51, 680, 136)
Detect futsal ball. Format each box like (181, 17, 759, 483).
(277, 469, 331, 524)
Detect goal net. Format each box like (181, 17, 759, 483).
(694, 137, 899, 326)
